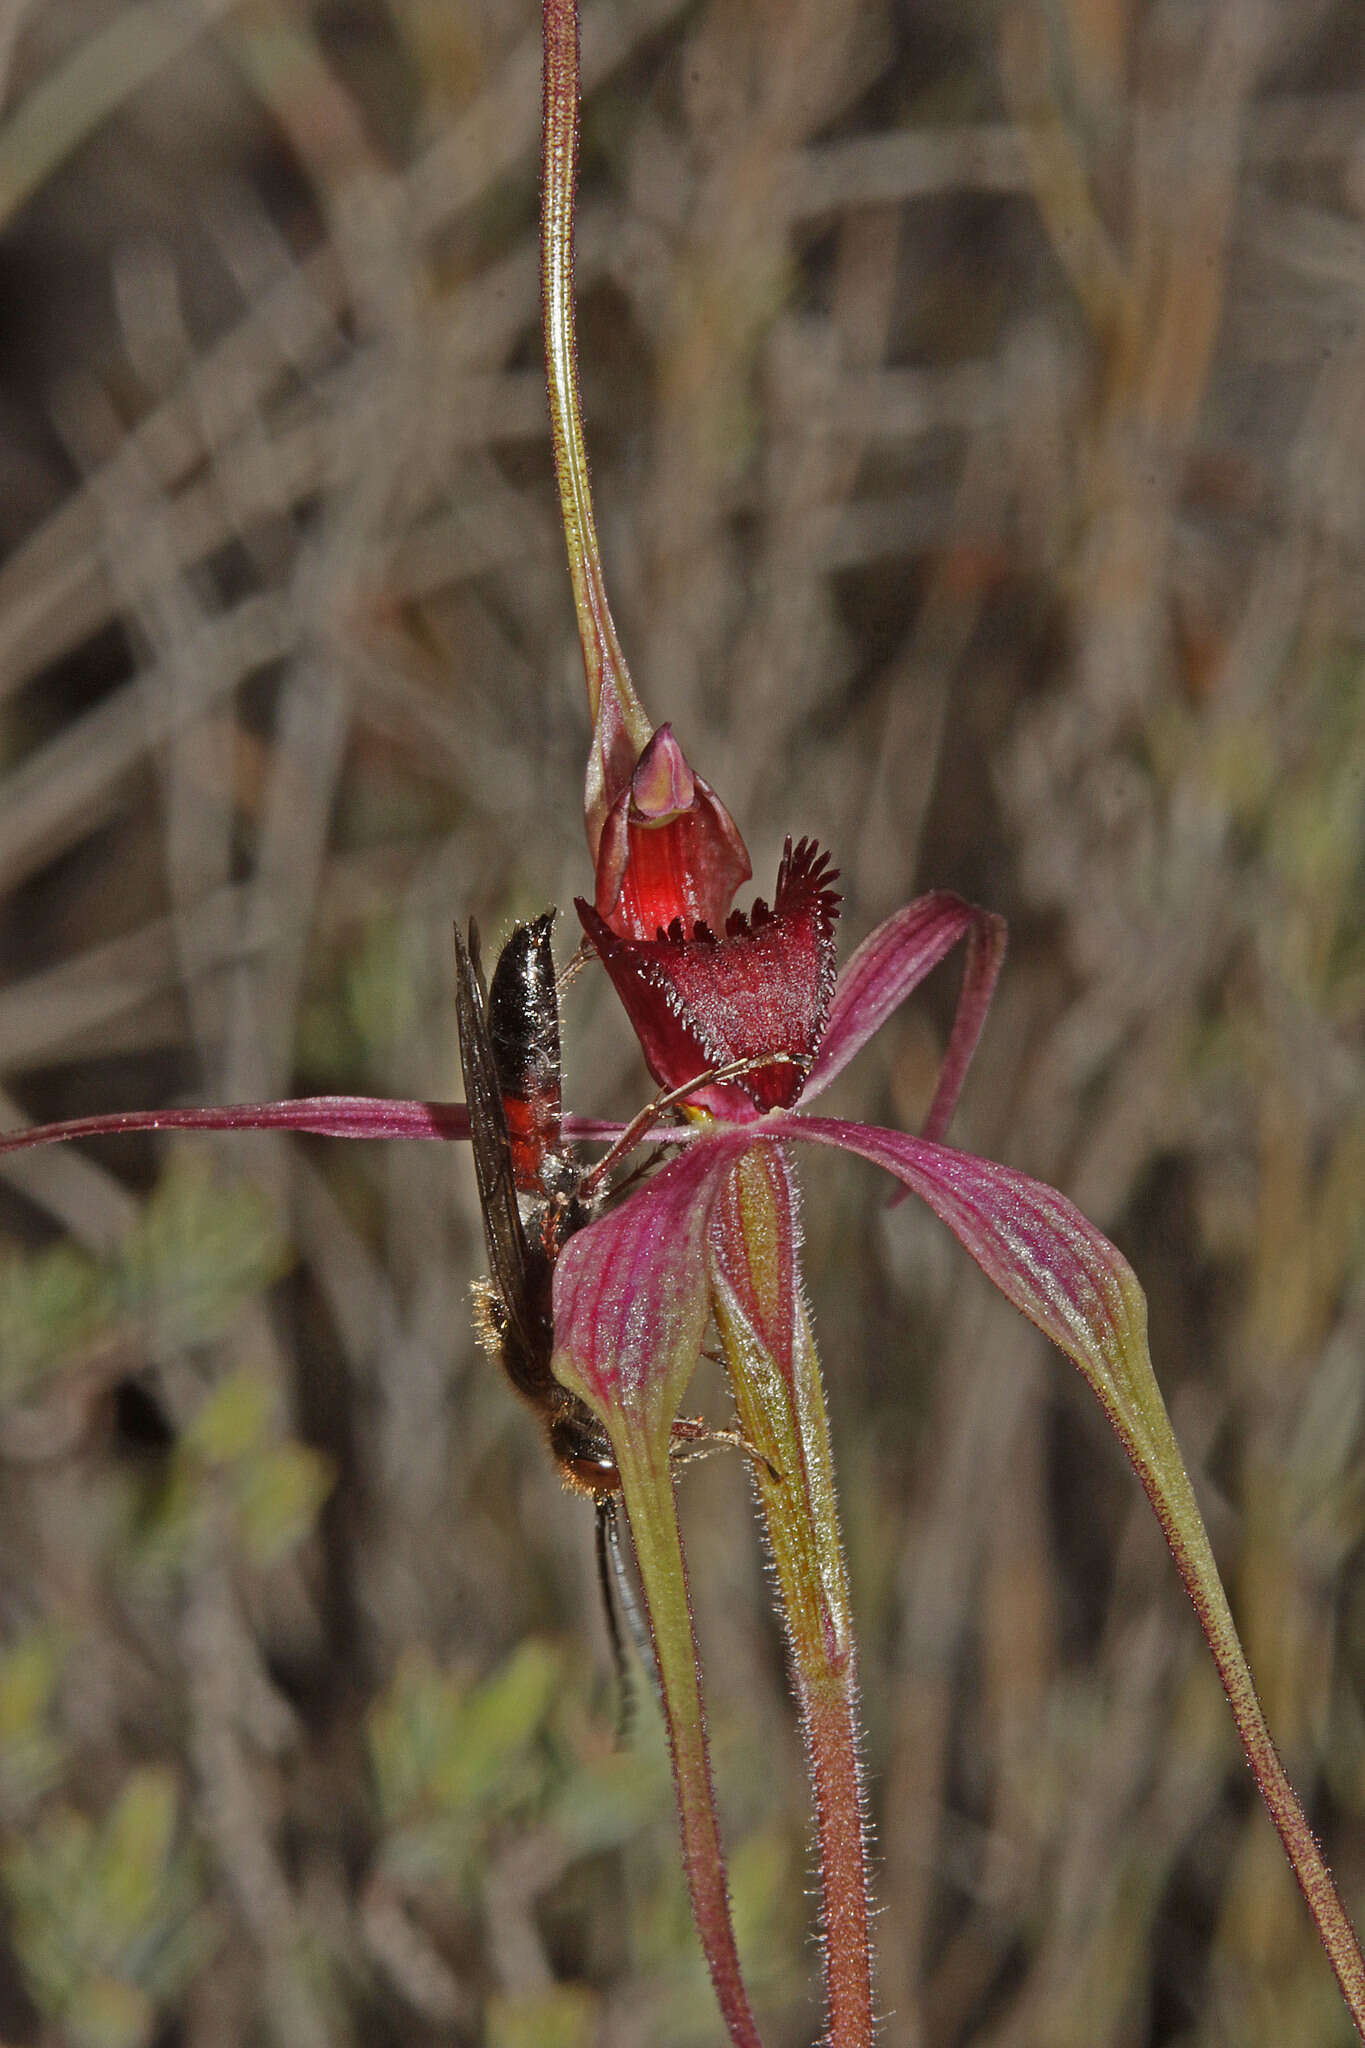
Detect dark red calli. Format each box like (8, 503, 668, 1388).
(578, 837, 841, 1115)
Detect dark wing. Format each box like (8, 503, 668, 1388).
(454, 920, 540, 1359)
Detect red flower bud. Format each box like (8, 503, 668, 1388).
(593, 725, 752, 941)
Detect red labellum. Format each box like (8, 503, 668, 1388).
(578, 838, 841, 1114)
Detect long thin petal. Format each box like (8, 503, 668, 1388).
(560, 1114, 635, 1143)
(541, 0, 650, 849)
(803, 894, 1005, 1132)
(790, 1116, 1146, 1403)
(788, 1114, 1365, 2024)
(0, 1097, 471, 1155)
(551, 1126, 766, 2048)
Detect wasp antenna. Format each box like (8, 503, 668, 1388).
(556, 935, 595, 995)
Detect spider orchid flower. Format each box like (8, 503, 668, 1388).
(541, 719, 1365, 2048)
(3, 0, 1362, 2034)
(4, 758, 1362, 2047)
(533, 0, 1365, 2025)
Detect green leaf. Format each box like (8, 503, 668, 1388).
(186, 1365, 273, 1464)
(430, 1639, 560, 1812)
(97, 1769, 179, 1937)
(370, 1643, 563, 1828)
(2, 1766, 210, 2045)
(551, 1739, 671, 1860)
(0, 1627, 66, 1818)
(64, 1973, 153, 2048)
(232, 1441, 333, 1564)
(116, 1157, 291, 1357)
(0, 1241, 110, 1401)
(486, 1984, 598, 2048)
(368, 1643, 571, 1890)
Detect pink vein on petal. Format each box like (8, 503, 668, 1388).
(804, 892, 995, 1102)
(553, 1133, 747, 1422)
(787, 1117, 1141, 1372)
(0, 1097, 472, 1155)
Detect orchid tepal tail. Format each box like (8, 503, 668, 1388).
(541, 0, 650, 851)
(788, 1116, 1365, 2035)
(802, 890, 1006, 1137)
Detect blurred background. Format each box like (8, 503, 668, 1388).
(1, 0, 1363, 2042)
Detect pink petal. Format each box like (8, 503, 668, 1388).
(552, 1133, 749, 1436)
(803, 894, 1005, 1132)
(0, 1097, 471, 1155)
(917, 903, 1007, 1146)
(787, 1117, 1145, 1376)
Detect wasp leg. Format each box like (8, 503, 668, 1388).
(667, 1414, 782, 1485)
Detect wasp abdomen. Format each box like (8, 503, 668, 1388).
(487, 914, 564, 1195)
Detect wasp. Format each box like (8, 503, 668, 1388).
(454, 911, 780, 1725)
(453, 912, 619, 1497)
(455, 910, 659, 1724)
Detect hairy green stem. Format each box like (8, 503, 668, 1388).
(712, 1152, 873, 2048)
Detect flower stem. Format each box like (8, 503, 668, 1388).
(711, 1151, 874, 2048)
(612, 1430, 765, 2048)
(540, 0, 649, 785)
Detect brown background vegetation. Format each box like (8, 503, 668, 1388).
(1, 0, 1363, 2042)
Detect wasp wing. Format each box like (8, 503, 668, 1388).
(454, 920, 541, 1361)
